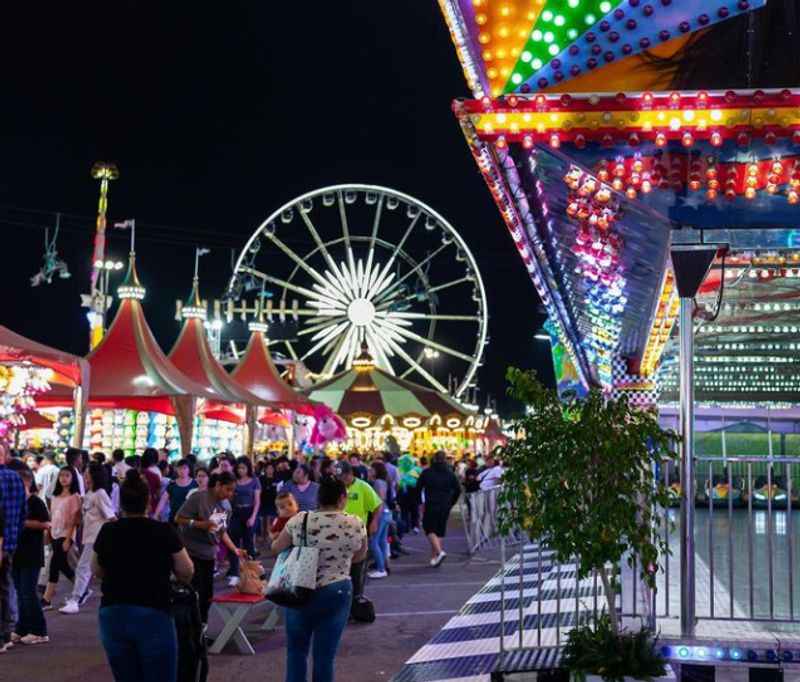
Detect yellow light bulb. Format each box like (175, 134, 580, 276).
(476, 13, 487, 24)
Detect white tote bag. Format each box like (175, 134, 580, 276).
(266, 512, 319, 607)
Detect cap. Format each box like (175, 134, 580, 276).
(333, 460, 352, 477)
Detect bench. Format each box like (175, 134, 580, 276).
(208, 591, 280, 655)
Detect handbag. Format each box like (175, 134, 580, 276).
(266, 512, 319, 608)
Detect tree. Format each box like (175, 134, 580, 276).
(497, 368, 677, 634)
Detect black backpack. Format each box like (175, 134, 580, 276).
(170, 583, 208, 682)
(350, 595, 376, 624)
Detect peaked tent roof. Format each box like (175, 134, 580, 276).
(168, 279, 274, 422)
(307, 343, 471, 425)
(231, 329, 311, 411)
(0, 325, 89, 388)
(39, 255, 220, 414)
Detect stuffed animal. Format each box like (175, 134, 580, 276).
(309, 405, 347, 446)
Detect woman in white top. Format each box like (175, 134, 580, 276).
(60, 463, 116, 614)
(271, 477, 367, 682)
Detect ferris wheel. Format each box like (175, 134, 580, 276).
(227, 185, 488, 398)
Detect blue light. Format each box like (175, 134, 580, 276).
(678, 647, 690, 659)
(747, 650, 759, 662)
(695, 648, 708, 659)
(766, 650, 777, 662)
(715, 649, 726, 659)
(730, 648, 742, 660)
(661, 646, 671, 658)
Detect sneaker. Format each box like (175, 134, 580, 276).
(227, 576, 240, 587)
(58, 601, 79, 615)
(10, 633, 21, 643)
(0, 641, 13, 654)
(430, 551, 447, 567)
(20, 635, 49, 645)
(412, 527, 420, 535)
(78, 589, 93, 607)
(367, 570, 388, 579)
(40, 598, 53, 611)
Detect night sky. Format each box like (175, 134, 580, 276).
(0, 2, 553, 412)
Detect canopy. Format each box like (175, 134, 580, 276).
(0, 325, 89, 389)
(231, 328, 311, 410)
(307, 343, 472, 429)
(39, 255, 219, 415)
(169, 279, 274, 423)
(19, 411, 55, 431)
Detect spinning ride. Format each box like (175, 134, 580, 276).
(228, 185, 488, 399)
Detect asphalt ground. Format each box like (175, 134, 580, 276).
(1, 512, 502, 682)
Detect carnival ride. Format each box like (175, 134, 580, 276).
(434, 0, 800, 662)
(227, 185, 489, 399)
(305, 341, 487, 455)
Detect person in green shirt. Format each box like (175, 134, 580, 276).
(334, 461, 382, 600)
(397, 453, 422, 533)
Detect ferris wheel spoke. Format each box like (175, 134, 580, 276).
(390, 312, 480, 322)
(320, 326, 352, 377)
(265, 233, 333, 291)
(364, 195, 384, 286)
(374, 243, 450, 305)
(380, 333, 449, 393)
(300, 210, 339, 274)
(364, 326, 395, 376)
(297, 317, 348, 337)
(379, 319, 475, 364)
(240, 267, 324, 304)
(368, 212, 421, 300)
(337, 192, 356, 276)
(300, 321, 349, 362)
(284, 341, 299, 361)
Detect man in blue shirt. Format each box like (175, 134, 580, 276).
(0, 443, 27, 652)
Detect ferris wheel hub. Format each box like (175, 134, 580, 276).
(347, 298, 376, 327)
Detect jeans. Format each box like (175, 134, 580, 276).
(368, 510, 391, 572)
(99, 605, 177, 682)
(227, 506, 255, 577)
(70, 540, 94, 603)
(284, 580, 352, 682)
(190, 556, 215, 624)
(0, 553, 14, 643)
(12, 563, 46, 637)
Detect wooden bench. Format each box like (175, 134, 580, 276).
(208, 591, 280, 655)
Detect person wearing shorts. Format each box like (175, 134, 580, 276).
(416, 451, 460, 567)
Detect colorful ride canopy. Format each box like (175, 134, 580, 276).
(440, 0, 764, 98)
(440, 1, 800, 403)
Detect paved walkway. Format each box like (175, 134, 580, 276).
(3, 515, 502, 682)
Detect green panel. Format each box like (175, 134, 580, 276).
(370, 372, 431, 416)
(504, 0, 624, 93)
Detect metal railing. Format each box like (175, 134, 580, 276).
(485, 456, 800, 664)
(460, 486, 525, 555)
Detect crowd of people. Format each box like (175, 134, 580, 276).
(0, 440, 504, 681)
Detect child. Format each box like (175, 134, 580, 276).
(269, 491, 299, 543)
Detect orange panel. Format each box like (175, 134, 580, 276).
(473, 0, 547, 97)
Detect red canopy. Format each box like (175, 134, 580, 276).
(39, 256, 219, 414)
(231, 329, 311, 410)
(0, 325, 88, 388)
(168, 281, 274, 423)
(19, 411, 56, 431)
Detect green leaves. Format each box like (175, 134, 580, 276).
(498, 369, 679, 632)
(562, 615, 668, 682)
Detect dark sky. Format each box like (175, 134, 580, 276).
(0, 2, 553, 412)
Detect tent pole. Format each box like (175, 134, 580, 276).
(72, 385, 86, 449)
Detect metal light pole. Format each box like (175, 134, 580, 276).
(670, 243, 727, 639)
